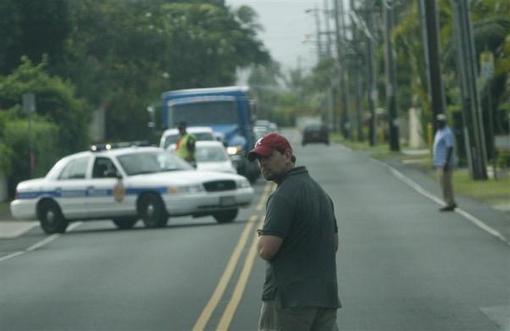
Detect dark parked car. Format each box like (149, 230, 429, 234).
(302, 124, 330, 145)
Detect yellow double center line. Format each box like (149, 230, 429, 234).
(192, 183, 273, 331)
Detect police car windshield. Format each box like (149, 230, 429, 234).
(117, 151, 193, 175)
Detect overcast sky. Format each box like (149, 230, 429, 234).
(226, 0, 329, 71)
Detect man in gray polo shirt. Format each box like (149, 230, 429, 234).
(248, 132, 341, 331)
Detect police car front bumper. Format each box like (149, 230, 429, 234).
(10, 199, 38, 220)
(162, 187, 254, 216)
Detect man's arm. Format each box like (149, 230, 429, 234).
(258, 235, 283, 261)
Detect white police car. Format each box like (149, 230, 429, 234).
(10, 145, 254, 234)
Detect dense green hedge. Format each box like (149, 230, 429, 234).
(1, 117, 60, 198)
(0, 58, 89, 198)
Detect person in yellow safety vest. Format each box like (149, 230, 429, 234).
(175, 121, 197, 167)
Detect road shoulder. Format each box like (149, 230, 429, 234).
(379, 154, 510, 245)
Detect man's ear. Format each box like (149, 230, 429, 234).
(283, 148, 293, 161)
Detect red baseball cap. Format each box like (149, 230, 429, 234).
(248, 132, 292, 161)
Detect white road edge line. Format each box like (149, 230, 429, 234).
(0, 251, 24, 263)
(371, 158, 509, 245)
(26, 234, 60, 252)
(0, 222, 83, 264)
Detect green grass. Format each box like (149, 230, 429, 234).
(453, 169, 510, 202)
(331, 133, 400, 159)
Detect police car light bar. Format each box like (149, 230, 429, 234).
(90, 140, 153, 152)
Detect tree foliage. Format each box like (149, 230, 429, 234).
(0, 0, 270, 142)
(49, 0, 270, 140)
(0, 57, 89, 153)
(0, 57, 88, 197)
(0, 0, 70, 75)
(0, 0, 271, 197)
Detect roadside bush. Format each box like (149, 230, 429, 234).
(0, 142, 12, 175)
(0, 57, 90, 154)
(496, 150, 510, 169)
(0, 57, 90, 198)
(3, 117, 59, 198)
(0, 111, 13, 175)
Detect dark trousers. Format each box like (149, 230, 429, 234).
(258, 301, 338, 331)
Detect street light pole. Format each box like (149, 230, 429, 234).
(22, 92, 36, 177)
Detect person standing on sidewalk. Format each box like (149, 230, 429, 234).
(248, 132, 341, 331)
(433, 114, 457, 211)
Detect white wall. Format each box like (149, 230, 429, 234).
(409, 107, 426, 148)
(89, 107, 105, 143)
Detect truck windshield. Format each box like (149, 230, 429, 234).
(171, 101, 238, 126)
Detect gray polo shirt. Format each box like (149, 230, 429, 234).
(260, 166, 341, 309)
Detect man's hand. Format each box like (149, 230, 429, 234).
(258, 235, 283, 261)
(444, 146, 453, 171)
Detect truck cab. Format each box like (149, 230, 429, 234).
(161, 86, 259, 182)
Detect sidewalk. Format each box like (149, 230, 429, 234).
(0, 202, 39, 238)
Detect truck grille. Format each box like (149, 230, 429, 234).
(203, 180, 236, 192)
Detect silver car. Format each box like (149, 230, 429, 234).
(195, 141, 236, 174)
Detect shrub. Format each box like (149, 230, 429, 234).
(3, 117, 60, 198)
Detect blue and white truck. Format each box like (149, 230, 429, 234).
(161, 86, 260, 182)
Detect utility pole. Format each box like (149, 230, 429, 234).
(323, 0, 336, 127)
(351, 0, 364, 142)
(349, 1, 378, 145)
(418, 0, 446, 132)
(324, 0, 333, 58)
(314, 6, 323, 60)
(22, 93, 36, 177)
(335, 0, 352, 139)
(451, 0, 488, 179)
(353, 2, 379, 146)
(306, 7, 323, 61)
(332, 0, 342, 132)
(383, 0, 400, 151)
(365, 8, 378, 146)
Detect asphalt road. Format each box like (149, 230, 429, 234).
(1, 130, 509, 331)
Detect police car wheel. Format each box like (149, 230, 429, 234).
(38, 200, 69, 234)
(213, 208, 238, 223)
(112, 217, 138, 230)
(138, 194, 167, 228)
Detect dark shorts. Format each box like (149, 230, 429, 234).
(258, 301, 338, 331)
